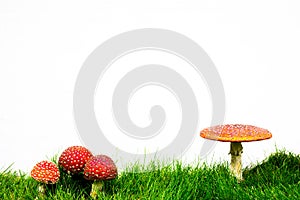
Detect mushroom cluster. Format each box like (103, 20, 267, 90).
(30, 145, 118, 199)
(30, 123, 271, 197)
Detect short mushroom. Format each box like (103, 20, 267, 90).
(200, 124, 272, 181)
(58, 146, 93, 175)
(83, 155, 118, 199)
(30, 160, 60, 196)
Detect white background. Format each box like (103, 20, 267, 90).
(1, 0, 300, 173)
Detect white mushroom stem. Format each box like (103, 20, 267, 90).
(90, 180, 104, 199)
(34, 184, 46, 200)
(229, 142, 243, 181)
(38, 184, 46, 194)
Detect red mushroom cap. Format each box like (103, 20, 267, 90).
(83, 155, 118, 181)
(58, 146, 93, 174)
(200, 124, 272, 142)
(31, 161, 60, 184)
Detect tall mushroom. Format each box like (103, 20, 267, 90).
(30, 160, 60, 197)
(200, 124, 272, 181)
(83, 155, 118, 199)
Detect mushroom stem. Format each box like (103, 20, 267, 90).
(38, 184, 46, 194)
(229, 142, 243, 181)
(34, 184, 46, 199)
(90, 180, 104, 199)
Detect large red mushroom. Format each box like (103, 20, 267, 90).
(83, 155, 118, 199)
(58, 146, 93, 175)
(200, 124, 272, 181)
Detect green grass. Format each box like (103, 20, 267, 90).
(0, 150, 299, 199)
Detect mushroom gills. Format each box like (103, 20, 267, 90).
(229, 142, 243, 181)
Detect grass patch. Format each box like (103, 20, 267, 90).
(0, 150, 299, 199)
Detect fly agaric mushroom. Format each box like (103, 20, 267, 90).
(83, 155, 118, 199)
(200, 124, 272, 181)
(58, 146, 93, 174)
(30, 160, 60, 196)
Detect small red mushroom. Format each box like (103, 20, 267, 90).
(30, 160, 60, 196)
(83, 155, 118, 199)
(58, 146, 93, 174)
(200, 124, 272, 181)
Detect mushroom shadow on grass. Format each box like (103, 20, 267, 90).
(200, 124, 272, 181)
(57, 168, 93, 197)
(242, 151, 300, 186)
